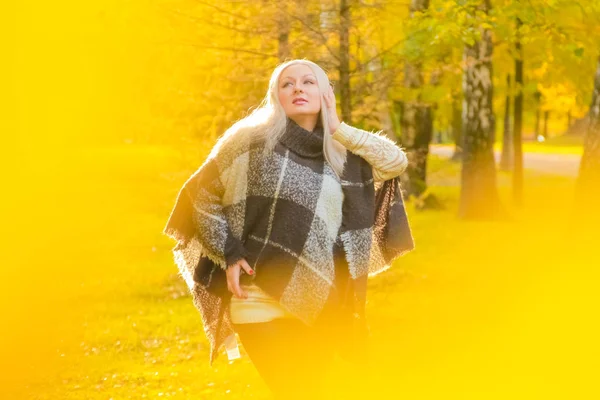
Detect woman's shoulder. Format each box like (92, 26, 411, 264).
(204, 125, 274, 181)
(208, 125, 263, 161)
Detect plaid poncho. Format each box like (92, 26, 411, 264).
(163, 118, 414, 364)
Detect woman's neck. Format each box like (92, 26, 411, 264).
(288, 115, 318, 132)
(279, 117, 324, 158)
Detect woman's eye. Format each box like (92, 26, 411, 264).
(283, 80, 313, 87)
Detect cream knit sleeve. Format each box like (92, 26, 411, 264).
(332, 122, 408, 182)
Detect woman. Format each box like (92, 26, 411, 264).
(163, 59, 414, 398)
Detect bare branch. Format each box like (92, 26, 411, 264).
(350, 38, 405, 75)
(164, 7, 271, 35)
(281, 9, 341, 62)
(194, 0, 250, 21)
(179, 42, 279, 59)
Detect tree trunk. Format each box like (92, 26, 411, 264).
(276, 3, 290, 62)
(339, 0, 352, 124)
(372, 33, 397, 144)
(543, 110, 549, 139)
(459, 0, 504, 219)
(513, 22, 524, 205)
(534, 90, 541, 139)
(500, 74, 512, 171)
(576, 56, 600, 211)
(400, 0, 431, 198)
(392, 100, 404, 144)
(451, 93, 463, 160)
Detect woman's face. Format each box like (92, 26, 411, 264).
(277, 64, 322, 120)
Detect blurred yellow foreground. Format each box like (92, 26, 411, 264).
(4, 2, 599, 399)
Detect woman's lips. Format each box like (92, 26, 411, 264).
(293, 99, 308, 105)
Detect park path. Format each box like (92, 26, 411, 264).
(430, 144, 582, 177)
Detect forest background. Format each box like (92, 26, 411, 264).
(4, 0, 600, 398)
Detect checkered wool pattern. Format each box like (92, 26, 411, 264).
(164, 118, 414, 364)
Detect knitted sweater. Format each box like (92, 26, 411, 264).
(230, 120, 408, 324)
(163, 117, 415, 364)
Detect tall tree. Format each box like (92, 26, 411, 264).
(576, 56, 600, 210)
(534, 90, 541, 139)
(500, 74, 512, 171)
(543, 110, 549, 138)
(276, 3, 291, 61)
(451, 90, 463, 160)
(513, 17, 524, 205)
(339, 0, 352, 123)
(400, 0, 432, 198)
(459, 0, 504, 219)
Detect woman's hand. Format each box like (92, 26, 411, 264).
(322, 85, 341, 135)
(226, 258, 254, 299)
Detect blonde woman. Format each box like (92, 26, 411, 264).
(164, 59, 414, 398)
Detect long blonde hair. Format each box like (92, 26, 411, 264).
(209, 59, 348, 177)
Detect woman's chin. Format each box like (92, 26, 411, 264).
(287, 110, 319, 117)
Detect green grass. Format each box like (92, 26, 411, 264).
(502, 132, 584, 154)
(12, 144, 599, 400)
(509, 133, 584, 154)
